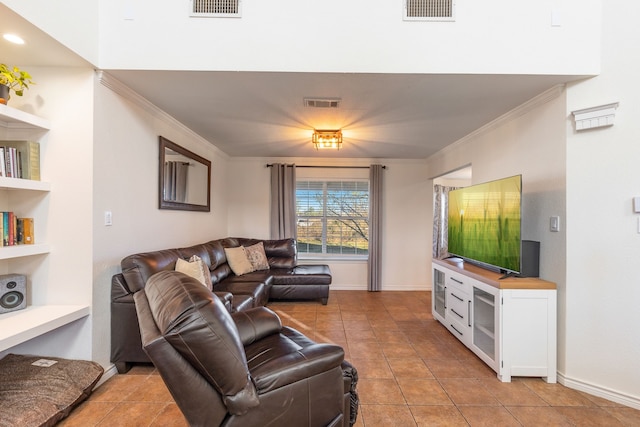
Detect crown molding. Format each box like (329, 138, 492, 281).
(430, 84, 565, 161)
(96, 70, 228, 159)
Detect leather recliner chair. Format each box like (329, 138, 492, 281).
(134, 270, 358, 427)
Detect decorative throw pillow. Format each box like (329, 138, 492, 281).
(224, 246, 255, 276)
(244, 242, 270, 271)
(175, 255, 213, 290)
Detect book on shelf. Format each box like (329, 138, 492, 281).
(21, 217, 34, 245)
(0, 141, 40, 181)
(2, 212, 8, 246)
(0, 213, 34, 246)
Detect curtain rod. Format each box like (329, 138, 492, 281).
(266, 164, 386, 169)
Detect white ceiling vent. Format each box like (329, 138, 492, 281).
(304, 98, 341, 108)
(190, 0, 241, 18)
(404, 0, 455, 21)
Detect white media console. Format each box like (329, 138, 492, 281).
(432, 258, 557, 383)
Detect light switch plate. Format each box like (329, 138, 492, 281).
(634, 197, 640, 213)
(550, 216, 560, 232)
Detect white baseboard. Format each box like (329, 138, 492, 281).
(95, 363, 118, 389)
(558, 372, 640, 410)
(330, 284, 431, 291)
(330, 285, 367, 291)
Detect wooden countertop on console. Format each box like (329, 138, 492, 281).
(433, 258, 556, 290)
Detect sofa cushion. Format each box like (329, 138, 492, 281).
(228, 238, 297, 269)
(244, 242, 270, 271)
(145, 271, 259, 415)
(175, 255, 213, 290)
(271, 265, 332, 285)
(231, 294, 255, 313)
(224, 246, 254, 276)
(121, 248, 183, 293)
(244, 326, 344, 394)
(215, 281, 269, 308)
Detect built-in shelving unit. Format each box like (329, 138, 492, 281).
(0, 104, 51, 130)
(0, 176, 51, 191)
(0, 243, 50, 260)
(0, 305, 91, 352)
(0, 104, 90, 355)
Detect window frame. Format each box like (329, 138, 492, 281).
(296, 178, 370, 261)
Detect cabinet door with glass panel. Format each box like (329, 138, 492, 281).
(432, 267, 446, 320)
(472, 285, 499, 372)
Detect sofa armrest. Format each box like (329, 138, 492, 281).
(231, 307, 282, 346)
(251, 343, 345, 394)
(214, 291, 233, 312)
(111, 273, 133, 301)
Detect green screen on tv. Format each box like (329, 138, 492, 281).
(447, 175, 522, 273)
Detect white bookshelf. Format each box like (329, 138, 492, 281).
(0, 305, 91, 352)
(0, 243, 50, 260)
(0, 176, 51, 191)
(0, 104, 90, 356)
(0, 103, 51, 130)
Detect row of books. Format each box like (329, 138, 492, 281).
(1, 212, 34, 246)
(0, 141, 40, 180)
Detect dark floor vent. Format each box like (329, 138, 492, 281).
(191, 0, 241, 17)
(404, 0, 455, 21)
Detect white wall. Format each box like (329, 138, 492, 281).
(93, 0, 601, 75)
(2, 1, 602, 77)
(91, 72, 229, 368)
(2, 0, 100, 64)
(426, 86, 568, 369)
(426, 11, 640, 403)
(562, 0, 640, 405)
(227, 157, 430, 290)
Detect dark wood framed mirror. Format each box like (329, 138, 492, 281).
(159, 136, 211, 212)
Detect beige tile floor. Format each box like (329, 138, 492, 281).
(59, 291, 640, 426)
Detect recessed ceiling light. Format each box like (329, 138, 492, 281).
(3, 34, 25, 45)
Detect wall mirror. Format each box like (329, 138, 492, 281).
(159, 136, 211, 212)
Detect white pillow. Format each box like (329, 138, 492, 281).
(224, 246, 255, 276)
(244, 242, 270, 271)
(175, 255, 213, 290)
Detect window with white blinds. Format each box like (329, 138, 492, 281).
(296, 180, 369, 257)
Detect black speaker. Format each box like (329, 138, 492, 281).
(521, 240, 540, 278)
(0, 274, 26, 314)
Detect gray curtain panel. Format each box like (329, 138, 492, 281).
(164, 161, 189, 202)
(368, 164, 383, 291)
(270, 163, 297, 239)
(432, 184, 459, 258)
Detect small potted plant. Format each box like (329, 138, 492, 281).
(0, 64, 35, 105)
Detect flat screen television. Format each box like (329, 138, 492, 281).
(447, 175, 522, 275)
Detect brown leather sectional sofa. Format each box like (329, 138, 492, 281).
(111, 237, 332, 374)
(136, 271, 358, 427)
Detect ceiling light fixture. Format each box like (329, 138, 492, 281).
(312, 129, 343, 150)
(3, 34, 25, 45)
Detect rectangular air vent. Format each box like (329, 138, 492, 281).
(304, 98, 341, 108)
(404, 0, 455, 21)
(190, 0, 241, 17)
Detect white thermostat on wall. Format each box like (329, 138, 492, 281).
(634, 197, 640, 213)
